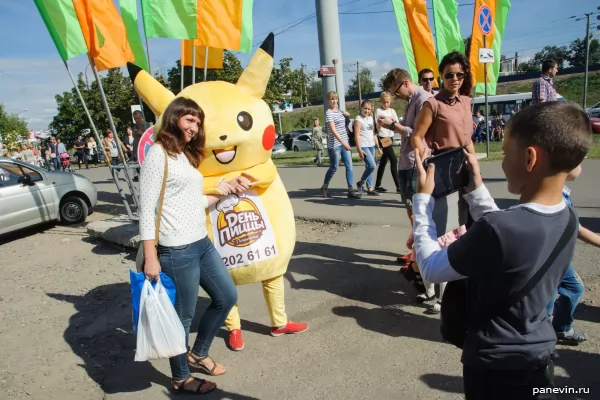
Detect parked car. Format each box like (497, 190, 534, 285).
(279, 129, 311, 150)
(292, 133, 313, 152)
(0, 157, 98, 235)
(591, 117, 600, 134)
(272, 140, 287, 155)
(586, 101, 600, 118)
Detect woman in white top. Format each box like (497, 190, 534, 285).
(354, 99, 380, 195)
(374, 91, 401, 193)
(140, 97, 251, 395)
(87, 137, 98, 166)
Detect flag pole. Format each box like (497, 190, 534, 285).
(203, 46, 209, 81)
(192, 45, 196, 84)
(181, 59, 185, 91)
(89, 57, 140, 212)
(145, 36, 153, 75)
(63, 60, 135, 219)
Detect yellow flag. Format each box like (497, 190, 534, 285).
(73, 0, 134, 71)
(195, 0, 243, 50)
(181, 41, 224, 69)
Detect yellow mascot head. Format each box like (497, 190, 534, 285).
(127, 33, 276, 177)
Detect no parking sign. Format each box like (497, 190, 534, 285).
(136, 126, 155, 165)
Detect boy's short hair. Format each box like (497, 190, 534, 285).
(327, 91, 338, 100)
(506, 101, 592, 172)
(542, 59, 557, 73)
(382, 68, 412, 90)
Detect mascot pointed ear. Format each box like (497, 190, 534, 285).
(127, 62, 175, 117)
(236, 33, 274, 98)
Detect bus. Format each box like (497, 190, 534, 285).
(472, 92, 565, 120)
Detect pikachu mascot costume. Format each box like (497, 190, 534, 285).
(127, 33, 307, 351)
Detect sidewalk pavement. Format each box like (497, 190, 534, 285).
(85, 159, 600, 247)
(278, 159, 600, 229)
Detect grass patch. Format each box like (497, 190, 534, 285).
(476, 135, 600, 162)
(272, 135, 600, 165)
(496, 71, 600, 107)
(278, 72, 600, 135)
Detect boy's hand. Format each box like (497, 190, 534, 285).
(414, 151, 435, 196)
(463, 149, 483, 194)
(406, 236, 414, 250)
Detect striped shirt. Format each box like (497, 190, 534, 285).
(325, 109, 348, 149)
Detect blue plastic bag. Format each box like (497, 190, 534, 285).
(130, 270, 176, 334)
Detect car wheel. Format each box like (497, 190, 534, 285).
(60, 195, 89, 224)
(293, 146, 299, 152)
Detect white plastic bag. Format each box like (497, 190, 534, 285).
(134, 279, 187, 361)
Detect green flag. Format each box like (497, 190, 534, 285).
(33, 0, 88, 61)
(475, 0, 511, 95)
(120, 0, 150, 71)
(391, 0, 418, 82)
(140, 0, 197, 39)
(432, 0, 465, 61)
(239, 0, 254, 53)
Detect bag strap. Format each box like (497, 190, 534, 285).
(485, 207, 577, 319)
(154, 144, 169, 248)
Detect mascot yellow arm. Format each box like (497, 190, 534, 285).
(203, 159, 277, 195)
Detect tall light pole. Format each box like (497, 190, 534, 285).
(315, 0, 346, 113)
(583, 12, 592, 109)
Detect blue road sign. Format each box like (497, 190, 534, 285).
(478, 5, 493, 36)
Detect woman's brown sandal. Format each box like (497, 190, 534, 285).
(187, 352, 227, 376)
(171, 376, 216, 395)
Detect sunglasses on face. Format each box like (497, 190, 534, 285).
(443, 72, 465, 80)
(421, 77, 435, 82)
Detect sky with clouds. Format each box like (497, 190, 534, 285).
(0, 0, 597, 130)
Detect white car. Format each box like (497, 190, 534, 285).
(586, 101, 600, 118)
(292, 133, 314, 152)
(0, 157, 98, 235)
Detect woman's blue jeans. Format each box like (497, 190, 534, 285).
(546, 265, 584, 333)
(158, 236, 237, 380)
(359, 146, 376, 189)
(324, 146, 353, 187)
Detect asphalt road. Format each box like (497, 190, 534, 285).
(82, 159, 600, 231)
(3, 160, 596, 400)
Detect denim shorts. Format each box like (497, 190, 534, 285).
(398, 168, 417, 207)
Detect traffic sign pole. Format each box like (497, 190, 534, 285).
(478, 4, 492, 159)
(484, 34, 489, 159)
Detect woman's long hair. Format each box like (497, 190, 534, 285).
(438, 51, 473, 97)
(158, 97, 206, 168)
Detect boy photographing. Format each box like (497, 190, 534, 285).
(412, 101, 592, 399)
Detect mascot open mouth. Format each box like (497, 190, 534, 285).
(212, 146, 237, 164)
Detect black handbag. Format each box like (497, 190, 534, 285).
(440, 207, 577, 349)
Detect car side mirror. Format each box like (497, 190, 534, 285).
(18, 174, 34, 186)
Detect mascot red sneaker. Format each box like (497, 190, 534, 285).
(128, 33, 307, 352)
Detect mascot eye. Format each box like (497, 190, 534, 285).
(237, 111, 253, 131)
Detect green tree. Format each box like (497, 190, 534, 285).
(378, 74, 387, 90)
(166, 52, 244, 95)
(464, 36, 472, 56)
(306, 72, 323, 104)
(0, 103, 28, 153)
(346, 67, 375, 96)
(518, 61, 538, 73)
(49, 69, 139, 148)
(531, 45, 570, 68)
(265, 57, 306, 107)
(567, 37, 600, 67)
